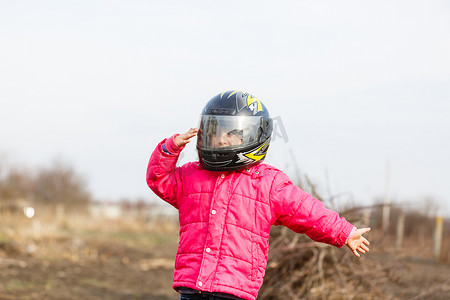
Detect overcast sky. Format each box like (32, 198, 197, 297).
(0, 0, 449, 216)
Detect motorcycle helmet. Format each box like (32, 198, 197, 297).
(197, 90, 273, 171)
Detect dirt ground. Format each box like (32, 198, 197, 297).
(0, 216, 449, 300)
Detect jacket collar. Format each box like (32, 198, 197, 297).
(193, 161, 266, 178)
(237, 164, 265, 178)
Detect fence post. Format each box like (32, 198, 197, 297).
(396, 211, 405, 252)
(363, 208, 371, 228)
(382, 162, 391, 235)
(434, 215, 443, 262)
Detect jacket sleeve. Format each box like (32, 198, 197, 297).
(146, 134, 185, 209)
(270, 171, 354, 248)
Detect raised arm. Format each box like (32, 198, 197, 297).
(146, 128, 198, 208)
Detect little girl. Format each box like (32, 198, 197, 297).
(147, 91, 370, 300)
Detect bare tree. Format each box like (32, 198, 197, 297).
(0, 167, 32, 201)
(32, 160, 91, 211)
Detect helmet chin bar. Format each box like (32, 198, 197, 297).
(200, 158, 233, 170)
(197, 138, 270, 172)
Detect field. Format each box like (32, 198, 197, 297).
(0, 210, 449, 300)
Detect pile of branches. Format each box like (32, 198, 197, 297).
(257, 172, 393, 299)
(258, 173, 450, 299)
(259, 226, 388, 300)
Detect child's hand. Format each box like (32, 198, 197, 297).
(346, 227, 371, 257)
(174, 128, 199, 147)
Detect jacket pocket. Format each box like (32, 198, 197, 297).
(251, 241, 259, 281)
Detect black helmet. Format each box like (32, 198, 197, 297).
(197, 91, 273, 171)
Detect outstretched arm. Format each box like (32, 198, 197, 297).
(346, 228, 371, 257)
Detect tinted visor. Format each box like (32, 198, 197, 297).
(197, 115, 262, 150)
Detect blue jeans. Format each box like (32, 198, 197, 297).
(180, 295, 235, 300)
(179, 290, 243, 300)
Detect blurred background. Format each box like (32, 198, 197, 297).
(0, 1, 449, 299)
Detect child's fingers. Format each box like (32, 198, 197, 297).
(174, 128, 198, 147)
(360, 244, 370, 252)
(179, 128, 198, 142)
(348, 227, 371, 257)
(362, 237, 370, 246)
(187, 129, 198, 138)
(185, 128, 199, 138)
(352, 245, 369, 257)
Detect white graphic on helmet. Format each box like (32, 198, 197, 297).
(246, 95, 263, 115)
(236, 152, 253, 164)
(236, 140, 269, 163)
(249, 102, 258, 114)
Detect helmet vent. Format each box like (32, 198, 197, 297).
(211, 108, 236, 115)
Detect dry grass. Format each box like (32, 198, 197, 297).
(1, 207, 449, 300)
(0, 210, 180, 300)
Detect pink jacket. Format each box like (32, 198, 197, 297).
(147, 135, 354, 300)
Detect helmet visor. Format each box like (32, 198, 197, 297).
(197, 115, 262, 150)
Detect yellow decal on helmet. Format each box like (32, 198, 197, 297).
(246, 94, 263, 114)
(227, 91, 238, 98)
(244, 141, 267, 161)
